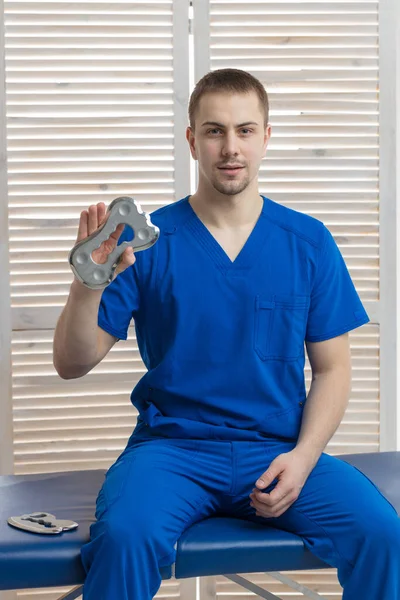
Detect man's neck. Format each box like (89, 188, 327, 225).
(189, 190, 263, 231)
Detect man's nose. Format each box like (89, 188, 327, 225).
(222, 131, 240, 155)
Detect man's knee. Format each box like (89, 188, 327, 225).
(356, 509, 400, 553)
(103, 511, 174, 559)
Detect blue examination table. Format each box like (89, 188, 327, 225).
(1, 451, 399, 600)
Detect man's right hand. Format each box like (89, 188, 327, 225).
(75, 202, 136, 283)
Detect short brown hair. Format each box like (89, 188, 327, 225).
(188, 68, 269, 132)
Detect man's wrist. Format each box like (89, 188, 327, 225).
(293, 441, 323, 468)
(70, 277, 103, 298)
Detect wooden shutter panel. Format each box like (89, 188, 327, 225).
(192, 0, 379, 597)
(4, 1, 192, 598)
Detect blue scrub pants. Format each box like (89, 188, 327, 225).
(81, 437, 400, 599)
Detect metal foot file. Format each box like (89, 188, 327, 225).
(69, 196, 159, 289)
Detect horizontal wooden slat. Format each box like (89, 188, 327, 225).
(214, 47, 378, 59)
(6, 39, 173, 49)
(211, 36, 377, 49)
(5, 14, 173, 25)
(5, 2, 172, 13)
(8, 182, 174, 194)
(7, 149, 174, 160)
(17, 583, 179, 600)
(210, 28, 378, 39)
(7, 131, 174, 139)
(7, 58, 173, 70)
(5, 25, 173, 36)
(8, 162, 173, 174)
(211, 2, 377, 11)
(211, 13, 378, 24)
(16, 580, 179, 600)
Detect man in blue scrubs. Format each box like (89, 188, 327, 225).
(54, 68, 400, 599)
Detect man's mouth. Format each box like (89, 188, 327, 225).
(218, 166, 244, 175)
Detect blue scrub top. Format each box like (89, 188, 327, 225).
(98, 195, 369, 442)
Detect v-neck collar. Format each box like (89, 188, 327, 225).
(182, 195, 269, 275)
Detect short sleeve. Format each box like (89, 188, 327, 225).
(305, 227, 369, 343)
(98, 227, 142, 340)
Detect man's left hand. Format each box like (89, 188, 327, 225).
(249, 448, 318, 519)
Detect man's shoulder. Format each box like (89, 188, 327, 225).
(262, 196, 326, 250)
(148, 196, 190, 231)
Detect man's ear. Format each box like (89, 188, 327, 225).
(263, 124, 272, 156)
(186, 126, 197, 160)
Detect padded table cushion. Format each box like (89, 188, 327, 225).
(0, 452, 399, 590)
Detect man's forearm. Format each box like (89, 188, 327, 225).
(294, 366, 352, 468)
(53, 279, 103, 378)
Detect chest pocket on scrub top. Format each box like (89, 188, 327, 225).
(254, 294, 310, 361)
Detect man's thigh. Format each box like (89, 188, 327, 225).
(81, 438, 225, 598)
(285, 451, 398, 529)
(91, 438, 219, 556)
(237, 451, 399, 571)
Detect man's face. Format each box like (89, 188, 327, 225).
(187, 91, 271, 197)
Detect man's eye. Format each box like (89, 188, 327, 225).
(206, 128, 252, 135)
